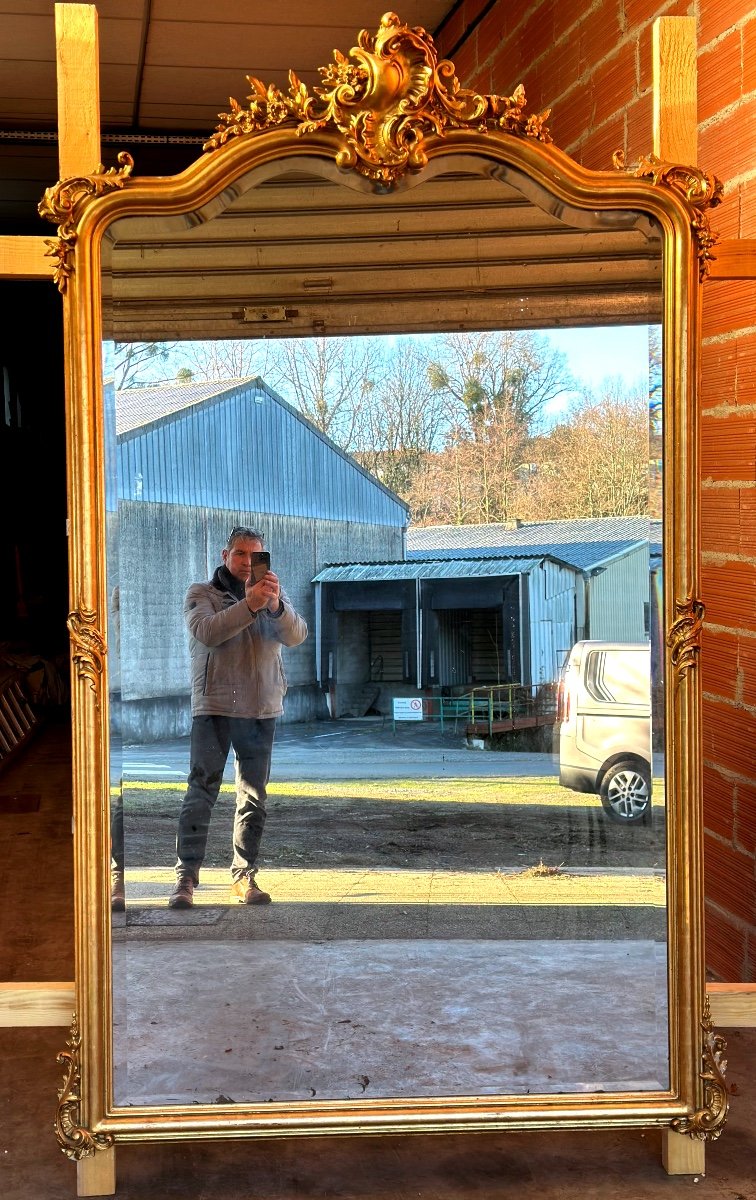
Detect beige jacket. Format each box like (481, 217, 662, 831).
(184, 576, 307, 719)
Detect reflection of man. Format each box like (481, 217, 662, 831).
(169, 526, 307, 908)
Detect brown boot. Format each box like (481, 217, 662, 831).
(168, 875, 195, 908)
(111, 871, 125, 912)
(230, 875, 271, 905)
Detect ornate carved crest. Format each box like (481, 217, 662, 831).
(614, 151, 722, 279)
(204, 11, 551, 186)
(38, 152, 135, 293)
(67, 603, 106, 707)
(667, 596, 705, 679)
(671, 996, 729, 1141)
(55, 1014, 115, 1160)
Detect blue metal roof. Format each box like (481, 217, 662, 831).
(406, 518, 660, 572)
(313, 556, 553, 583)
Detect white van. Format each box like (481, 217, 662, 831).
(558, 640, 652, 824)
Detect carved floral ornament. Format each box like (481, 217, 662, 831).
(55, 1014, 114, 1160)
(666, 596, 706, 679)
(613, 150, 723, 279)
(202, 10, 552, 184)
(67, 602, 106, 707)
(672, 997, 729, 1140)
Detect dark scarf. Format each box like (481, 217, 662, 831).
(212, 564, 245, 601)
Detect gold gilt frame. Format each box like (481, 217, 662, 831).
(41, 10, 724, 1161)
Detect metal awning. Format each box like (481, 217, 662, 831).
(313, 556, 551, 584)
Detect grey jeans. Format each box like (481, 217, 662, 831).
(175, 714, 276, 883)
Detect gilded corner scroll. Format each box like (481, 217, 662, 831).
(204, 11, 550, 186)
(37, 152, 135, 293)
(613, 150, 723, 279)
(667, 596, 705, 679)
(67, 603, 106, 707)
(671, 997, 729, 1141)
(55, 1014, 114, 1160)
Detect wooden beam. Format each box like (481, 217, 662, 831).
(708, 239, 756, 279)
(55, 3, 101, 179)
(708, 983, 756, 1027)
(653, 16, 697, 165)
(0, 236, 56, 279)
(0, 982, 75, 1026)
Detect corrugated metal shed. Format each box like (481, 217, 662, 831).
(313, 557, 547, 583)
(115, 377, 408, 527)
(407, 517, 658, 571)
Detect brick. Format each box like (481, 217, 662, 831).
(701, 337, 737, 409)
(580, 115, 626, 171)
(702, 696, 756, 778)
(735, 776, 756, 853)
(625, 91, 654, 160)
(705, 833, 756, 925)
(511, 3, 559, 75)
(703, 762, 736, 839)
(735, 332, 756, 407)
(476, 6, 511, 69)
(528, 37, 582, 109)
(577, 0, 627, 61)
(702, 626, 740, 699)
(738, 488, 756, 555)
(624, 0, 684, 32)
(700, 96, 756, 185)
(701, 487, 740, 555)
(704, 901, 748, 979)
(709, 190, 741, 240)
(744, 16, 756, 94)
(549, 81, 597, 155)
(736, 634, 756, 707)
(435, 5, 466, 57)
(741, 183, 756, 238)
(451, 36, 477, 85)
(700, 412, 756, 482)
(702, 560, 756, 632)
(552, 0, 592, 44)
(590, 45, 638, 121)
(702, 279, 756, 338)
(698, 29, 742, 125)
(700, 0, 753, 48)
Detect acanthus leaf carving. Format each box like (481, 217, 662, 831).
(667, 596, 705, 680)
(55, 1014, 115, 1160)
(203, 12, 550, 186)
(67, 603, 106, 708)
(613, 150, 723, 280)
(37, 152, 135, 293)
(671, 997, 729, 1141)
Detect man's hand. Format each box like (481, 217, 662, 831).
(245, 570, 282, 614)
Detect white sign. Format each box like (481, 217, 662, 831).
(392, 697, 423, 722)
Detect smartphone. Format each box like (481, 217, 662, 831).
(249, 550, 271, 584)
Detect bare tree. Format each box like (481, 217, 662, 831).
(175, 338, 273, 383)
(353, 340, 447, 494)
(113, 342, 178, 390)
(426, 330, 571, 438)
(517, 386, 649, 520)
(266, 336, 387, 450)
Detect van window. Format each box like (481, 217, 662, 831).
(584, 649, 648, 706)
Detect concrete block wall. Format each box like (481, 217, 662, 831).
(436, 0, 756, 980)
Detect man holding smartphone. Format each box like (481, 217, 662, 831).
(168, 525, 307, 908)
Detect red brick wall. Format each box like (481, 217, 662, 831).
(437, 0, 756, 980)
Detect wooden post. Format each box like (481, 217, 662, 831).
(55, 3, 101, 178)
(662, 1129, 706, 1175)
(0, 982, 75, 1025)
(653, 16, 698, 165)
(77, 1149, 116, 1198)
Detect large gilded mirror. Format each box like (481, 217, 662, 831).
(42, 9, 726, 1166)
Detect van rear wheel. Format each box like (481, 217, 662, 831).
(600, 760, 652, 824)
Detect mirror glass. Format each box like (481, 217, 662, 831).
(101, 159, 667, 1107)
